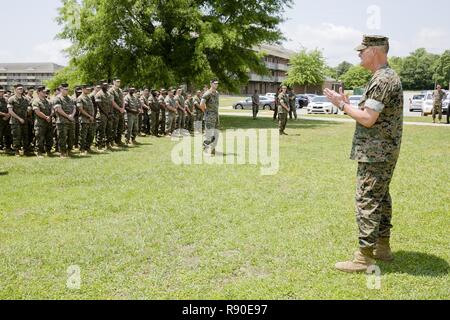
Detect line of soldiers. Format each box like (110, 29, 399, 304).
(0, 79, 218, 158)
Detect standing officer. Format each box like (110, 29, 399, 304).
(185, 93, 194, 133)
(7, 84, 31, 156)
(53, 83, 77, 158)
(95, 81, 114, 151)
(109, 78, 126, 146)
(193, 90, 204, 133)
(124, 87, 140, 145)
(158, 89, 168, 136)
(324, 35, 403, 272)
(0, 86, 13, 153)
(149, 89, 160, 137)
(252, 90, 260, 120)
(77, 85, 96, 155)
(140, 88, 151, 135)
(32, 86, 53, 157)
(25, 87, 35, 152)
(432, 84, 445, 124)
(277, 85, 289, 135)
(72, 86, 82, 149)
(174, 88, 186, 134)
(288, 87, 297, 120)
(199, 79, 220, 156)
(164, 88, 178, 136)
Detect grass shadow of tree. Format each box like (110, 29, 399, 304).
(380, 251, 449, 277)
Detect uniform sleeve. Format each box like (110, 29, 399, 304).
(7, 97, 14, 110)
(76, 98, 83, 109)
(32, 100, 40, 111)
(364, 79, 390, 113)
(95, 93, 102, 104)
(53, 97, 62, 110)
(201, 92, 210, 105)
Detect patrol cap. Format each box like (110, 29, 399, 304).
(28, 86, 35, 91)
(113, 78, 121, 82)
(160, 88, 167, 93)
(81, 84, 92, 89)
(355, 35, 389, 51)
(210, 79, 219, 84)
(59, 83, 69, 89)
(36, 86, 46, 92)
(75, 86, 82, 93)
(14, 83, 24, 89)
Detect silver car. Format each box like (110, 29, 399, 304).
(409, 94, 425, 112)
(233, 96, 275, 110)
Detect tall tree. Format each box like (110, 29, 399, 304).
(433, 50, 450, 89)
(400, 48, 439, 90)
(335, 61, 353, 79)
(54, 0, 292, 92)
(339, 65, 372, 90)
(284, 49, 326, 91)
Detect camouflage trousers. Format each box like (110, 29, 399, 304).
(278, 112, 287, 133)
(159, 109, 167, 135)
(356, 161, 397, 248)
(57, 122, 75, 153)
(34, 123, 53, 154)
(150, 110, 160, 136)
(432, 103, 442, 121)
(204, 111, 219, 150)
(74, 116, 80, 147)
(195, 111, 205, 132)
(0, 120, 12, 149)
(289, 104, 297, 120)
(80, 122, 96, 151)
(141, 112, 150, 134)
(96, 114, 114, 148)
(185, 114, 194, 132)
(167, 112, 177, 134)
(252, 103, 259, 119)
(126, 113, 139, 141)
(112, 112, 125, 144)
(11, 123, 30, 151)
(177, 111, 186, 131)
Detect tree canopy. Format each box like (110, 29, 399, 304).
(51, 0, 292, 92)
(339, 65, 372, 90)
(283, 49, 326, 88)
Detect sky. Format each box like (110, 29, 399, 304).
(0, 0, 449, 67)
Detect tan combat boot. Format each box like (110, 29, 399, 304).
(335, 248, 376, 273)
(373, 237, 394, 262)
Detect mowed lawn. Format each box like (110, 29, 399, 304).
(0, 116, 448, 300)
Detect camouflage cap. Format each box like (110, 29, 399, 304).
(355, 35, 389, 51)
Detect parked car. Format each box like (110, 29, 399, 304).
(295, 94, 309, 109)
(307, 96, 338, 114)
(265, 93, 276, 99)
(349, 95, 362, 109)
(233, 96, 275, 110)
(421, 91, 435, 116)
(443, 93, 449, 115)
(409, 94, 425, 112)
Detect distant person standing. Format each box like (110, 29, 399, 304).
(273, 87, 281, 121)
(277, 85, 290, 135)
(432, 84, 445, 123)
(252, 90, 260, 120)
(200, 79, 220, 156)
(288, 87, 297, 120)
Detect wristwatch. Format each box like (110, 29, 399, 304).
(338, 101, 346, 111)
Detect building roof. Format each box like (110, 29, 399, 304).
(254, 44, 296, 60)
(0, 62, 64, 73)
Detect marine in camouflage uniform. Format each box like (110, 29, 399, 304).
(277, 86, 289, 135)
(149, 90, 160, 136)
(165, 89, 178, 135)
(25, 89, 36, 152)
(174, 89, 186, 133)
(32, 86, 53, 156)
(77, 85, 96, 154)
(184, 93, 195, 133)
(53, 83, 76, 158)
(288, 88, 297, 120)
(325, 35, 403, 272)
(193, 90, 204, 133)
(201, 80, 220, 155)
(139, 88, 151, 136)
(72, 87, 82, 149)
(158, 90, 168, 136)
(95, 82, 114, 150)
(109, 79, 126, 145)
(432, 85, 445, 123)
(7, 84, 31, 156)
(124, 88, 140, 144)
(0, 86, 13, 152)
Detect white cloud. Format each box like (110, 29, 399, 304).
(281, 23, 364, 66)
(0, 39, 71, 66)
(413, 28, 450, 54)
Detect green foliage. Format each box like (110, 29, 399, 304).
(335, 61, 353, 79)
(433, 50, 450, 88)
(399, 48, 440, 90)
(339, 65, 372, 90)
(284, 49, 326, 87)
(55, 0, 292, 92)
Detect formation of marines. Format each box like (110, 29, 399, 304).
(0, 78, 220, 158)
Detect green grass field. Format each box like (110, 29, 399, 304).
(0, 116, 449, 300)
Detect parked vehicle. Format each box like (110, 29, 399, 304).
(443, 93, 449, 115)
(421, 91, 435, 116)
(307, 96, 338, 114)
(233, 96, 275, 110)
(295, 95, 309, 109)
(265, 93, 276, 99)
(349, 95, 362, 109)
(409, 94, 425, 112)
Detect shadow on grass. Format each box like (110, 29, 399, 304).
(0, 171, 8, 176)
(380, 251, 449, 277)
(220, 115, 344, 130)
